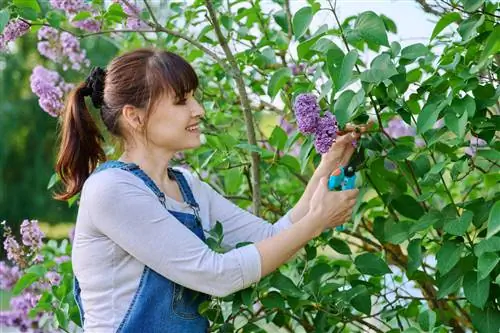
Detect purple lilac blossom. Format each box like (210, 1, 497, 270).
(294, 93, 320, 134)
(0, 19, 30, 51)
(314, 112, 338, 154)
(4, 235, 23, 265)
(37, 27, 90, 71)
(0, 291, 42, 331)
(45, 271, 61, 286)
(20, 220, 44, 249)
(49, 0, 101, 32)
(115, 0, 149, 30)
(30, 65, 72, 117)
(385, 118, 416, 139)
(465, 136, 487, 157)
(0, 261, 21, 290)
(54, 255, 71, 264)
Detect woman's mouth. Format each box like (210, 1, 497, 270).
(186, 124, 200, 133)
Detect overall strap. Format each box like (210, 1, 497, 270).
(169, 169, 199, 209)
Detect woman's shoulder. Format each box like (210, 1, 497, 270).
(82, 167, 147, 198)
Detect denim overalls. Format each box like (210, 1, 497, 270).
(73, 161, 210, 332)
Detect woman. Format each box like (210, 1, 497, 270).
(56, 48, 359, 332)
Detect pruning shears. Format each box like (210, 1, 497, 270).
(328, 146, 365, 231)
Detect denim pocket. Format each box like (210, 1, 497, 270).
(171, 283, 207, 319)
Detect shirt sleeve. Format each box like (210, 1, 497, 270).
(81, 169, 262, 297)
(198, 179, 294, 249)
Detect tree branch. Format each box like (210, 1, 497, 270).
(205, 0, 262, 215)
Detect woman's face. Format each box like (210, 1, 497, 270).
(143, 90, 205, 153)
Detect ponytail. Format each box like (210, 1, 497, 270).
(54, 68, 106, 201)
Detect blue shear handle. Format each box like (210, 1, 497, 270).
(335, 174, 357, 231)
(328, 167, 344, 190)
(342, 174, 357, 190)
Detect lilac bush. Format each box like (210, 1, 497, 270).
(465, 136, 488, 156)
(50, 0, 101, 32)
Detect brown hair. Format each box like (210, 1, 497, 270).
(54, 48, 199, 200)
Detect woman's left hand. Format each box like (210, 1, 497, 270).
(316, 122, 373, 176)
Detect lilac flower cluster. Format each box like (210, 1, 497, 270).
(20, 220, 44, 249)
(293, 93, 339, 154)
(384, 117, 426, 147)
(49, 0, 101, 32)
(0, 19, 30, 51)
(0, 261, 21, 290)
(314, 112, 338, 154)
(465, 136, 487, 157)
(30, 65, 74, 117)
(115, 0, 150, 30)
(37, 27, 90, 71)
(288, 63, 315, 76)
(0, 291, 43, 332)
(294, 94, 320, 134)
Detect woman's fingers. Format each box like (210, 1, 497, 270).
(337, 121, 374, 136)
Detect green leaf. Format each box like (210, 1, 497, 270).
(476, 149, 500, 161)
(270, 272, 303, 298)
(430, 12, 461, 41)
(0, 9, 9, 34)
(269, 126, 288, 151)
(328, 238, 352, 255)
(417, 102, 441, 134)
(387, 145, 413, 161)
(299, 135, 314, 173)
(418, 309, 436, 331)
(463, 272, 489, 308)
(407, 238, 422, 276)
(436, 241, 463, 275)
(476, 26, 500, 71)
(47, 173, 60, 190)
(268, 68, 291, 99)
(458, 14, 485, 42)
(355, 11, 389, 46)
(360, 53, 398, 84)
(391, 195, 425, 220)
(261, 291, 285, 309)
(436, 264, 464, 299)
(224, 168, 243, 194)
(384, 220, 411, 244)
(355, 253, 391, 276)
(475, 236, 500, 257)
(292, 6, 313, 39)
(470, 306, 500, 333)
(13, 273, 39, 295)
(478, 252, 499, 280)
(333, 89, 365, 128)
(462, 0, 484, 12)
(46, 10, 64, 28)
(444, 108, 468, 138)
(351, 291, 371, 315)
(400, 43, 428, 60)
(26, 264, 47, 277)
(486, 201, 500, 239)
(444, 210, 473, 236)
(72, 11, 92, 22)
(13, 0, 41, 13)
(337, 50, 358, 91)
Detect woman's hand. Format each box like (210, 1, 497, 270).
(316, 122, 373, 177)
(308, 177, 359, 231)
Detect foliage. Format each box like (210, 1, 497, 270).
(0, 0, 499, 332)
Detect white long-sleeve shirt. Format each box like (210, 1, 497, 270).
(72, 166, 293, 332)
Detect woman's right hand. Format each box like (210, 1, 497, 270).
(308, 177, 359, 232)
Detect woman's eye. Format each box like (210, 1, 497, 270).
(176, 98, 187, 105)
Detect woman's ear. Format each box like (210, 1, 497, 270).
(122, 105, 145, 131)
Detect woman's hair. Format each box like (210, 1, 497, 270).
(54, 48, 199, 200)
